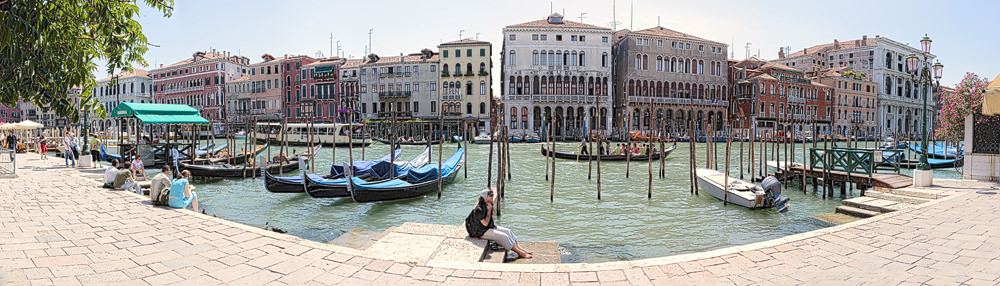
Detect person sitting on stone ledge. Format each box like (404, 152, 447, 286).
(113, 162, 142, 194)
(103, 159, 119, 188)
(167, 170, 199, 212)
(150, 165, 172, 205)
(465, 187, 532, 259)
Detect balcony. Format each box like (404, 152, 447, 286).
(377, 111, 412, 119)
(441, 71, 450, 77)
(453, 72, 463, 77)
(442, 94, 462, 101)
(478, 70, 489, 76)
(787, 97, 805, 103)
(465, 71, 474, 76)
(527, 95, 612, 104)
(164, 86, 204, 95)
(626, 96, 728, 107)
(378, 91, 411, 99)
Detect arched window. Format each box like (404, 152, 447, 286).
(480, 80, 486, 95)
(541, 51, 547, 65)
(556, 51, 563, 65)
(579, 51, 585, 66)
(571, 51, 578, 66)
(140, 83, 145, 93)
(480, 62, 486, 73)
(533, 50, 539, 65)
(466, 81, 473, 95)
(656, 56, 663, 71)
(467, 103, 473, 114)
(455, 63, 461, 74)
(480, 102, 486, 114)
(601, 52, 607, 67)
(635, 54, 641, 69)
(466, 63, 473, 75)
(509, 50, 516, 65)
(642, 55, 649, 70)
(698, 60, 704, 74)
(442, 64, 449, 74)
(884, 76, 892, 95)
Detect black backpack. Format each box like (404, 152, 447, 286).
(151, 178, 171, 206)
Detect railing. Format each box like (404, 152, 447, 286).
(809, 147, 902, 186)
(164, 86, 204, 95)
(442, 94, 462, 101)
(441, 71, 450, 77)
(378, 91, 411, 99)
(626, 96, 728, 107)
(0, 148, 14, 178)
(787, 97, 805, 103)
(377, 111, 412, 118)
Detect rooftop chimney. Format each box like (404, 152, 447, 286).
(778, 48, 785, 59)
(833, 39, 840, 49)
(862, 35, 868, 46)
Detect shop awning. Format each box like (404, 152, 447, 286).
(983, 74, 1000, 116)
(110, 102, 210, 124)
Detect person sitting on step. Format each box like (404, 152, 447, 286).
(465, 187, 532, 259)
(167, 170, 199, 211)
(113, 161, 142, 194)
(103, 159, 119, 188)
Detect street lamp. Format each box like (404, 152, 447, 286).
(905, 34, 943, 186)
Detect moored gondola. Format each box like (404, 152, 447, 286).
(373, 136, 440, 146)
(541, 143, 676, 161)
(346, 148, 464, 202)
(263, 149, 403, 193)
(177, 145, 316, 178)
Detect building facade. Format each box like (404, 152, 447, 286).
(438, 39, 493, 127)
(358, 50, 440, 121)
(773, 35, 938, 139)
(732, 58, 834, 136)
(501, 13, 613, 139)
(611, 26, 729, 136)
(246, 54, 318, 121)
(809, 67, 878, 138)
(299, 57, 342, 123)
(339, 59, 367, 122)
(151, 51, 250, 123)
(224, 75, 251, 122)
(95, 69, 153, 114)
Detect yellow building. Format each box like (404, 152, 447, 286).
(437, 39, 492, 128)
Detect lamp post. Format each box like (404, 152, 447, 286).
(905, 34, 944, 186)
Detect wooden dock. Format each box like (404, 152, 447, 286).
(786, 165, 913, 189)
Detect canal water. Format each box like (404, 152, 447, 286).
(159, 139, 962, 263)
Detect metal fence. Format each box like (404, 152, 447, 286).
(973, 114, 1000, 154)
(0, 148, 14, 178)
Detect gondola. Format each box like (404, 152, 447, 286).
(263, 149, 402, 193)
(346, 148, 464, 202)
(541, 143, 676, 161)
(177, 146, 318, 178)
(907, 144, 960, 159)
(882, 158, 963, 169)
(195, 144, 267, 165)
(374, 136, 440, 146)
(300, 147, 430, 198)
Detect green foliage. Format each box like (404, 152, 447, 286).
(0, 0, 173, 122)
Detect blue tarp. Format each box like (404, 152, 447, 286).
(329, 149, 401, 178)
(351, 177, 412, 190)
(370, 147, 431, 180)
(406, 148, 464, 183)
(274, 173, 328, 183)
(908, 144, 959, 159)
(311, 177, 349, 185)
(196, 143, 227, 156)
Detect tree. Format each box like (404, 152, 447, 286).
(935, 73, 992, 141)
(0, 0, 173, 122)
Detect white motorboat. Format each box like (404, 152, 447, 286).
(254, 123, 372, 147)
(695, 168, 789, 211)
(472, 131, 491, 144)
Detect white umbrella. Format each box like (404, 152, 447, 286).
(15, 120, 43, 130)
(0, 123, 16, 130)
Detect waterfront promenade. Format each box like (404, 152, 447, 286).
(2, 154, 999, 285)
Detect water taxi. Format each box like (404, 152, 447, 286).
(254, 123, 372, 147)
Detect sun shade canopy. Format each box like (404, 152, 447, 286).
(109, 102, 210, 124)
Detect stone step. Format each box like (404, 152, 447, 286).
(865, 191, 931, 205)
(842, 197, 907, 213)
(836, 205, 880, 218)
(811, 212, 863, 225)
(329, 228, 383, 250)
(872, 187, 948, 200)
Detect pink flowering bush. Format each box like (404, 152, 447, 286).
(936, 73, 996, 141)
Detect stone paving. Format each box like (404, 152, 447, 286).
(2, 154, 1000, 285)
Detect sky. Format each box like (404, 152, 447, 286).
(100, 0, 999, 87)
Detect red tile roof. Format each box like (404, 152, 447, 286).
(97, 69, 150, 82)
(340, 59, 367, 69)
(785, 38, 877, 58)
(155, 51, 230, 70)
(506, 14, 610, 30)
(630, 26, 722, 44)
(440, 39, 491, 46)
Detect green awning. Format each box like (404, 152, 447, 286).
(110, 102, 210, 124)
(314, 66, 333, 73)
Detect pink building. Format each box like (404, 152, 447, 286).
(150, 51, 250, 123)
(297, 58, 342, 123)
(247, 54, 318, 121)
(0, 103, 20, 123)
